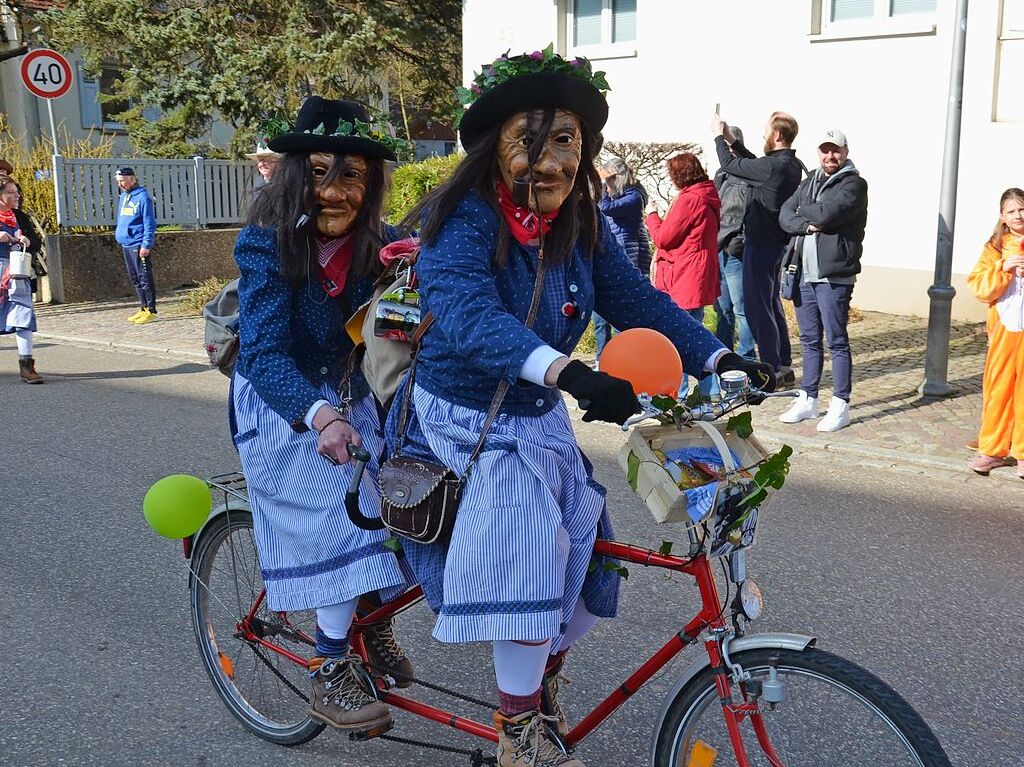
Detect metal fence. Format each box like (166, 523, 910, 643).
(53, 157, 253, 229)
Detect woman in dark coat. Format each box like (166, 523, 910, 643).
(593, 156, 650, 361)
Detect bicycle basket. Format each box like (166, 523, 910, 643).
(618, 421, 769, 525)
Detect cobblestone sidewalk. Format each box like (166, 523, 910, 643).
(29, 294, 1017, 484)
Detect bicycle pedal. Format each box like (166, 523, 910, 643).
(347, 719, 394, 742)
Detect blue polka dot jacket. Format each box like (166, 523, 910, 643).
(413, 191, 725, 416)
(233, 225, 393, 430)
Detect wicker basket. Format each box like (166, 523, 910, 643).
(618, 421, 770, 525)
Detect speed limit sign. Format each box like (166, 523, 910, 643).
(20, 49, 73, 99)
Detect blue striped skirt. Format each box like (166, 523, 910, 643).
(0, 266, 36, 334)
(396, 384, 620, 644)
(233, 374, 413, 612)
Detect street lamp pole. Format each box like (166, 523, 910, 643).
(920, 0, 969, 398)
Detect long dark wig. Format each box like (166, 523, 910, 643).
(247, 152, 389, 286)
(401, 107, 603, 267)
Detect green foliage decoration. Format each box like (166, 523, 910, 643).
(455, 44, 610, 128)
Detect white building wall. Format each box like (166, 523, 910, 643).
(463, 0, 1024, 320)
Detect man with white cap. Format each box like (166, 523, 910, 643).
(778, 128, 869, 431)
(245, 140, 282, 183)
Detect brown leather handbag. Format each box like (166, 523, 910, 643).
(378, 249, 549, 544)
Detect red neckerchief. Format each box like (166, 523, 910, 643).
(0, 209, 17, 229)
(496, 181, 559, 245)
(315, 234, 353, 297)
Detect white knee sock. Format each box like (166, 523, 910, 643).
(550, 602, 600, 655)
(493, 639, 553, 695)
(316, 598, 359, 639)
(15, 329, 32, 356)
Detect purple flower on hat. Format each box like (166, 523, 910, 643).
(529, 50, 544, 60)
(470, 84, 482, 95)
(571, 57, 584, 68)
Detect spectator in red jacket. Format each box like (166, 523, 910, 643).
(647, 153, 721, 396)
(646, 152, 721, 319)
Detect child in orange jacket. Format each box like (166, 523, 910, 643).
(966, 187, 1024, 478)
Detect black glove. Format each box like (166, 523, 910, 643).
(557, 360, 641, 425)
(716, 352, 776, 395)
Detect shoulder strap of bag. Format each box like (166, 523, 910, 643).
(394, 249, 548, 472)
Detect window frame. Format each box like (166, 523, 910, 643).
(77, 63, 132, 133)
(810, 0, 937, 42)
(994, 0, 1024, 122)
(565, 0, 637, 61)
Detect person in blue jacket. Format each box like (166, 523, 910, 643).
(114, 167, 158, 324)
(232, 97, 413, 737)
(392, 51, 774, 767)
(593, 155, 650, 362)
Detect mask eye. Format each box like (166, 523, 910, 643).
(343, 168, 363, 182)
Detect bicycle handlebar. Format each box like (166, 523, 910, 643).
(344, 443, 386, 531)
(620, 385, 800, 431)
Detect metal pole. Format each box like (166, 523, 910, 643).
(919, 0, 968, 398)
(45, 97, 59, 155)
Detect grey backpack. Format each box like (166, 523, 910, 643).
(202, 279, 240, 377)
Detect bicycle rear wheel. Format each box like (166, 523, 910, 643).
(654, 647, 951, 767)
(189, 509, 325, 745)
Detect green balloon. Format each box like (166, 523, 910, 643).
(143, 474, 212, 539)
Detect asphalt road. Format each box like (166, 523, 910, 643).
(2, 339, 1021, 766)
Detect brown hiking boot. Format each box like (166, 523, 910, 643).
(18, 357, 44, 384)
(308, 655, 392, 736)
(362, 616, 415, 688)
(494, 710, 584, 767)
(543, 657, 570, 736)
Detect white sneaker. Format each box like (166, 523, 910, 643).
(778, 390, 818, 424)
(817, 397, 851, 432)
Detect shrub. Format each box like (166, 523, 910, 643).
(175, 276, 230, 316)
(386, 153, 461, 224)
(0, 116, 115, 234)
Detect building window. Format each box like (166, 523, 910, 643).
(995, 0, 1024, 122)
(568, 0, 636, 57)
(78, 64, 132, 131)
(822, 0, 935, 31)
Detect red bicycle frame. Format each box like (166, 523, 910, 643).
(232, 539, 783, 766)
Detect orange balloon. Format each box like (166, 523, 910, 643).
(599, 328, 683, 396)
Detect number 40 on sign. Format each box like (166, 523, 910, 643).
(20, 49, 73, 100)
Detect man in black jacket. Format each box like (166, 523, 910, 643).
(713, 126, 756, 361)
(712, 112, 803, 386)
(778, 128, 868, 432)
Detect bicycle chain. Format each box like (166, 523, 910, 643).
(250, 643, 310, 704)
(390, 672, 498, 711)
(380, 734, 497, 765)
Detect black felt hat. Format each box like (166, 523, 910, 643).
(269, 96, 398, 161)
(459, 71, 608, 153)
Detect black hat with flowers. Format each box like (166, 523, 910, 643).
(456, 45, 610, 152)
(268, 96, 407, 161)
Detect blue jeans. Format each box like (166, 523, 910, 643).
(683, 307, 716, 397)
(122, 245, 157, 312)
(713, 250, 755, 359)
(592, 312, 614, 363)
(742, 242, 791, 372)
(793, 281, 853, 402)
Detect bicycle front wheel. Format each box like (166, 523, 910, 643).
(654, 647, 950, 767)
(189, 509, 325, 746)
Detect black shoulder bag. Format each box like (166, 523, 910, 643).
(377, 248, 549, 544)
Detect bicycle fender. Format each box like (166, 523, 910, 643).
(647, 632, 816, 767)
(185, 500, 251, 561)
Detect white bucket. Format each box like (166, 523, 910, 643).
(7, 249, 30, 278)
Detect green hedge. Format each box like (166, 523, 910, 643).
(385, 153, 461, 224)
